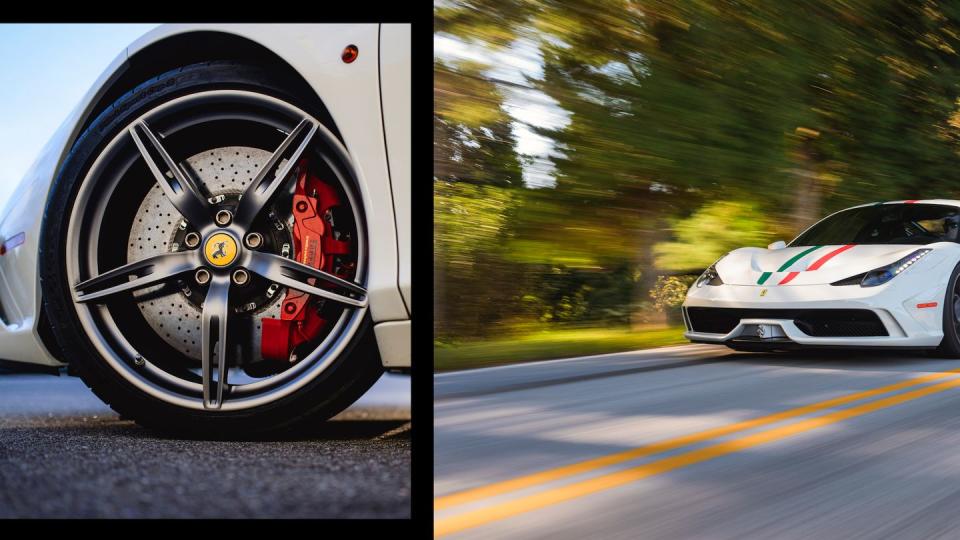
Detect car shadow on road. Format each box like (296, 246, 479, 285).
(275, 418, 412, 442)
(147, 414, 412, 442)
(2, 411, 411, 443)
(722, 348, 946, 371)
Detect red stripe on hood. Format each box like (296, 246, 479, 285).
(778, 271, 800, 285)
(807, 244, 856, 271)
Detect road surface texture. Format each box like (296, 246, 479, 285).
(435, 344, 960, 539)
(0, 372, 410, 518)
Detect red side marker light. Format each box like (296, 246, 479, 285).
(342, 44, 358, 64)
(917, 302, 938, 309)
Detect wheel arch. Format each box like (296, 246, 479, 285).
(74, 30, 343, 147)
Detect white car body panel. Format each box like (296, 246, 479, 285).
(378, 24, 412, 315)
(374, 320, 411, 368)
(683, 200, 960, 349)
(0, 23, 410, 368)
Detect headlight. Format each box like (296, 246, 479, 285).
(695, 261, 724, 288)
(832, 249, 932, 287)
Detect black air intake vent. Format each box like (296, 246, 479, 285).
(686, 307, 887, 337)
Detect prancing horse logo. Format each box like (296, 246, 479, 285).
(760, 288, 768, 297)
(203, 233, 238, 267)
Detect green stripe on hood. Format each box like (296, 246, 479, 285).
(777, 246, 821, 272)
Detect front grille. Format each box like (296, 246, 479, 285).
(685, 307, 888, 337)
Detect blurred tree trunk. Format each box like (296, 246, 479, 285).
(630, 228, 656, 328)
(629, 234, 646, 329)
(789, 133, 823, 237)
(433, 239, 449, 339)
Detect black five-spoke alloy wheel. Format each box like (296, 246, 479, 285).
(40, 62, 384, 436)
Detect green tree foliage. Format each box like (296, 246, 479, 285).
(653, 201, 778, 272)
(434, 59, 522, 187)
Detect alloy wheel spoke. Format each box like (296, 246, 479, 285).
(233, 118, 318, 230)
(245, 251, 367, 308)
(74, 252, 197, 303)
(129, 120, 212, 228)
(201, 277, 231, 409)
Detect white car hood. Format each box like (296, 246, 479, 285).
(715, 244, 929, 286)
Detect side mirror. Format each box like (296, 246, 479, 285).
(767, 240, 787, 250)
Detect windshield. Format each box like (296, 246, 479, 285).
(791, 203, 960, 246)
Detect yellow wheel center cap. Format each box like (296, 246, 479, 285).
(203, 233, 239, 267)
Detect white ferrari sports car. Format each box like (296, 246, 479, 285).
(683, 200, 960, 355)
(0, 24, 410, 435)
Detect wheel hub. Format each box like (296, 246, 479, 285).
(127, 146, 284, 361)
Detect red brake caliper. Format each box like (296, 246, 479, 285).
(260, 159, 353, 362)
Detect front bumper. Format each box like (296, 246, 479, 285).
(682, 276, 949, 348)
(375, 320, 410, 368)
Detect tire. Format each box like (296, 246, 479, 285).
(40, 61, 383, 438)
(936, 260, 960, 357)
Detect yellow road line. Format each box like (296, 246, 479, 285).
(435, 374, 960, 537)
(436, 367, 960, 512)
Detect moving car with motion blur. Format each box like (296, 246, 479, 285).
(0, 24, 410, 436)
(683, 200, 960, 355)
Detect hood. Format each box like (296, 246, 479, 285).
(714, 244, 930, 286)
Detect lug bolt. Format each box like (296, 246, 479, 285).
(184, 232, 201, 248)
(266, 283, 279, 298)
(232, 268, 249, 286)
(215, 209, 233, 226)
(195, 268, 211, 285)
(244, 232, 263, 249)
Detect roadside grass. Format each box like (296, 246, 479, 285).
(434, 325, 688, 372)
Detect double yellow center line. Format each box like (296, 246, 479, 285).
(435, 367, 960, 537)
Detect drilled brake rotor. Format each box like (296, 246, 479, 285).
(126, 146, 286, 361)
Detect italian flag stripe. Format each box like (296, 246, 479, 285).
(756, 245, 821, 285)
(807, 244, 856, 270)
(778, 271, 800, 285)
(774, 244, 856, 285)
(777, 246, 822, 271)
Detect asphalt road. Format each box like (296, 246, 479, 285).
(435, 344, 960, 539)
(0, 372, 410, 518)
